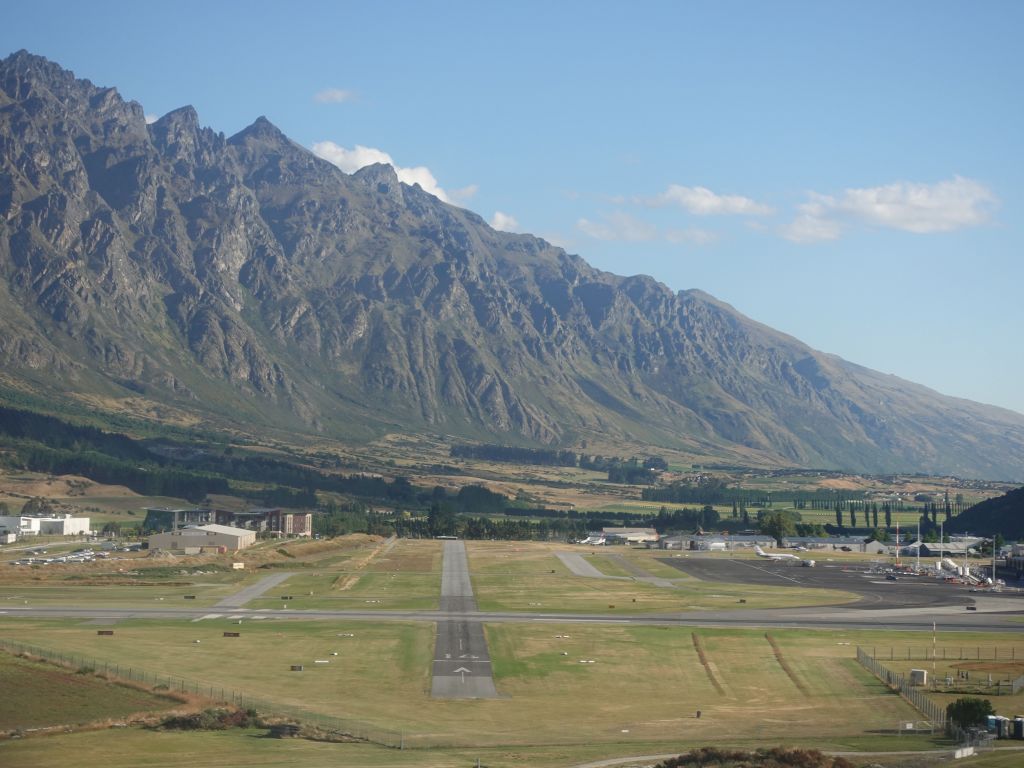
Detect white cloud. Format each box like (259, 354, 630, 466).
(835, 176, 996, 233)
(578, 211, 658, 242)
(145, 113, 158, 124)
(643, 184, 773, 216)
(313, 88, 353, 104)
(449, 184, 479, 205)
(780, 200, 843, 243)
(392, 164, 449, 202)
(312, 142, 391, 172)
(665, 228, 717, 245)
(490, 211, 519, 232)
(781, 176, 997, 242)
(311, 141, 457, 203)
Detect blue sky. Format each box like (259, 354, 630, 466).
(5, 1, 1023, 414)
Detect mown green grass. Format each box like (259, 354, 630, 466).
(583, 554, 636, 578)
(243, 538, 440, 610)
(0, 569, 251, 608)
(8, 726, 1000, 768)
(1, 727, 980, 768)
(0, 618, 961, 750)
(3, 623, 1021, 764)
(247, 570, 439, 611)
(0, 618, 433, 729)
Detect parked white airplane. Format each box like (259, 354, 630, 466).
(754, 545, 801, 561)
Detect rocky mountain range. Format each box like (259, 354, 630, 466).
(2, 50, 1023, 479)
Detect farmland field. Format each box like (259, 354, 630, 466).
(0, 652, 182, 731)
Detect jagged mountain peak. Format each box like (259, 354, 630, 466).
(228, 115, 289, 145)
(153, 105, 200, 128)
(1, 52, 1023, 479)
(353, 161, 401, 186)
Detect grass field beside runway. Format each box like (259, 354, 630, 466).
(0, 574, 249, 608)
(0, 538, 442, 611)
(6, 618, 1006, 749)
(244, 538, 441, 610)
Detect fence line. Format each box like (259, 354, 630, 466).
(864, 646, 1024, 696)
(0, 638, 409, 748)
(868, 646, 1018, 662)
(856, 647, 946, 727)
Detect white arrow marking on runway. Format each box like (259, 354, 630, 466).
(454, 666, 472, 683)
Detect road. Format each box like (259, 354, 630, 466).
(431, 540, 498, 699)
(214, 571, 295, 608)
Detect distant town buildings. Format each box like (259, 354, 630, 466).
(143, 507, 312, 537)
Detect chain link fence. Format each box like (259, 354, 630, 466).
(856, 646, 947, 727)
(860, 645, 1024, 695)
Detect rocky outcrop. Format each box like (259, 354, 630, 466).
(2, 50, 1024, 478)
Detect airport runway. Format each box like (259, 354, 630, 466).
(3, 595, 1021, 633)
(431, 540, 498, 699)
(2, 552, 1022, 635)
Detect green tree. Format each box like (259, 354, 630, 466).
(759, 510, 796, 546)
(868, 527, 890, 542)
(427, 502, 457, 537)
(946, 697, 995, 728)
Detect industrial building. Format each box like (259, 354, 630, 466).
(601, 527, 660, 544)
(656, 534, 889, 553)
(147, 524, 256, 553)
(144, 506, 312, 537)
(0, 514, 91, 537)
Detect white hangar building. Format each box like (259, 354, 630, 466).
(147, 524, 256, 553)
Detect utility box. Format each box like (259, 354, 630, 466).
(909, 669, 927, 686)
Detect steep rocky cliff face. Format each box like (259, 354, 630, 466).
(2, 50, 1023, 478)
